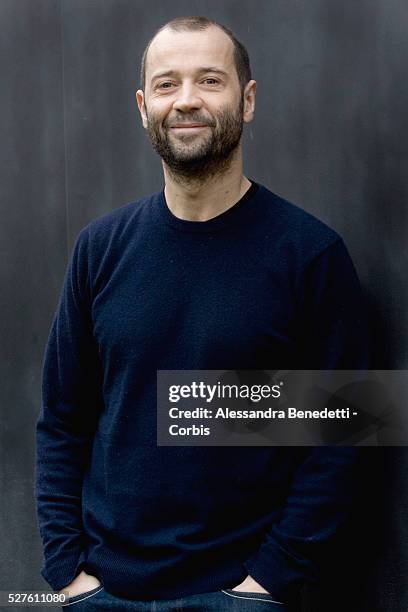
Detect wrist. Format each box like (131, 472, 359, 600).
(58, 571, 101, 596)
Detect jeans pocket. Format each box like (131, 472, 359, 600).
(62, 586, 104, 607)
(221, 589, 287, 606)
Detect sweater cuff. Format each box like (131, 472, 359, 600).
(40, 549, 87, 592)
(243, 536, 316, 603)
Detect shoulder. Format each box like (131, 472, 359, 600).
(85, 191, 158, 236)
(74, 191, 160, 253)
(255, 183, 343, 265)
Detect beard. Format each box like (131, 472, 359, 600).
(145, 97, 244, 182)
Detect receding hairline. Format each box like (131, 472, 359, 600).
(140, 18, 251, 93)
(143, 24, 235, 84)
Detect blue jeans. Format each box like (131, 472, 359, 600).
(61, 586, 291, 611)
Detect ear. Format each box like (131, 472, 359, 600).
(243, 80, 256, 124)
(136, 90, 148, 129)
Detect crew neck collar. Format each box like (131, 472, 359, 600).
(158, 180, 260, 233)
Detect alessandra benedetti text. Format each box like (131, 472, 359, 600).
(168, 407, 355, 420)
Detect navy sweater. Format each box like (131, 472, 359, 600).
(35, 182, 369, 602)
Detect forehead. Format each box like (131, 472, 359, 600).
(146, 26, 236, 80)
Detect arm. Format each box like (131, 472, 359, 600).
(35, 227, 103, 592)
(240, 238, 370, 601)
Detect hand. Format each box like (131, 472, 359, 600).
(231, 574, 270, 594)
(58, 570, 101, 598)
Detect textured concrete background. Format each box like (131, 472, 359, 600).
(1, 1, 407, 610)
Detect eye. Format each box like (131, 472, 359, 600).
(202, 78, 219, 85)
(157, 82, 174, 89)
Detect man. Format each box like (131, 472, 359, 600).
(35, 16, 369, 611)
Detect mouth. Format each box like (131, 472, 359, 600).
(169, 122, 210, 132)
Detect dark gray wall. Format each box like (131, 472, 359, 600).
(1, 1, 407, 610)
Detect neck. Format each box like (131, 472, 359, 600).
(163, 146, 252, 222)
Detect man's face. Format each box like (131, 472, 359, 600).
(136, 26, 255, 178)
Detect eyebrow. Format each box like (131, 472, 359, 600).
(150, 67, 228, 83)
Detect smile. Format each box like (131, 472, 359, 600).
(170, 124, 209, 132)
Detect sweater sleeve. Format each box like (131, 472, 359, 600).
(243, 238, 370, 602)
(34, 226, 103, 592)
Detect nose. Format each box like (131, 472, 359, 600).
(172, 83, 203, 113)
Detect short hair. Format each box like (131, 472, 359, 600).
(140, 16, 252, 94)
